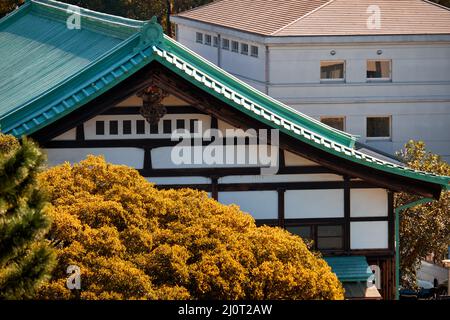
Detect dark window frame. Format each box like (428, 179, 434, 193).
(284, 221, 345, 252)
(123, 120, 132, 135)
(241, 43, 249, 55)
(222, 38, 230, 50)
(163, 119, 172, 134)
(136, 120, 145, 134)
(231, 40, 239, 53)
(320, 60, 346, 81)
(251, 45, 258, 58)
(367, 59, 392, 81)
(96, 121, 105, 135)
(320, 117, 345, 131)
(366, 116, 391, 139)
(213, 36, 219, 47)
(204, 34, 212, 46)
(196, 32, 203, 44)
(109, 120, 118, 135)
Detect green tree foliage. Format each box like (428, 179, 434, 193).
(37, 156, 344, 300)
(59, 0, 213, 34)
(395, 140, 450, 288)
(0, 134, 56, 299)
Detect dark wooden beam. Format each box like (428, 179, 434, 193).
(100, 106, 208, 115)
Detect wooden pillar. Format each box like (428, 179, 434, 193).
(211, 176, 218, 201)
(278, 188, 285, 228)
(344, 176, 351, 253)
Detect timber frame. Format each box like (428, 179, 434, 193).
(33, 61, 443, 198)
(31, 61, 405, 298)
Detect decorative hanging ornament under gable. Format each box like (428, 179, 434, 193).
(138, 86, 169, 125)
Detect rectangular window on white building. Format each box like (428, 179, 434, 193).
(204, 34, 212, 46)
(222, 38, 229, 50)
(195, 32, 203, 44)
(320, 60, 345, 81)
(367, 60, 391, 80)
(213, 36, 219, 47)
(321, 117, 345, 131)
(251, 45, 259, 57)
(231, 40, 239, 52)
(241, 43, 248, 55)
(366, 116, 391, 139)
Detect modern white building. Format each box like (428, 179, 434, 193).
(171, 0, 450, 161)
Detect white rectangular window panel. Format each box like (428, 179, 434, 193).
(285, 190, 344, 219)
(350, 221, 389, 249)
(218, 191, 278, 219)
(351, 189, 388, 217)
(45, 148, 145, 169)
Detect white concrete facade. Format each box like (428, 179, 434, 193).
(172, 20, 450, 162)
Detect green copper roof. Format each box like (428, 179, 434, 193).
(324, 256, 372, 283)
(0, 0, 449, 192)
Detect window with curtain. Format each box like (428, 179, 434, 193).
(320, 61, 345, 80)
(367, 117, 391, 138)
(367, 60, 391, 80)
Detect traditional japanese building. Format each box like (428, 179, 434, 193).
(1, 0, 449, 299)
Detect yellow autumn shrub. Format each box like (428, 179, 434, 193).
(37, 155, 343, 300)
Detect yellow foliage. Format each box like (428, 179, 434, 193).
(38, 156, 343, 300)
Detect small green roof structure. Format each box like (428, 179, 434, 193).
(0, 0, 449, 195)
(324, 256, 373, 283)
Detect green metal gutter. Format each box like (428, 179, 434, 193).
(394, 197, 434, 300)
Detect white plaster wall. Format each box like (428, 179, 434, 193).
(146, 177, 211, 185)
(350, 221, 389, 249)
(269, 43, 450, 162)
(151, 145, 270, 169)
(52, 128, 76, 141)
(285, 189, 344, 218)
(289, 101, 450, 160)
(350, 188, 388, 217)
(175, 26, 450, 161)
(219, 174, 342, 184)
(284, 150, 320, 166)
(218, 191, 278, 219)
(269, 44, 450, 84)
(176, 25, 266, 87)
(44, 148, 145, 168)
(176, 25, 219, 64)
